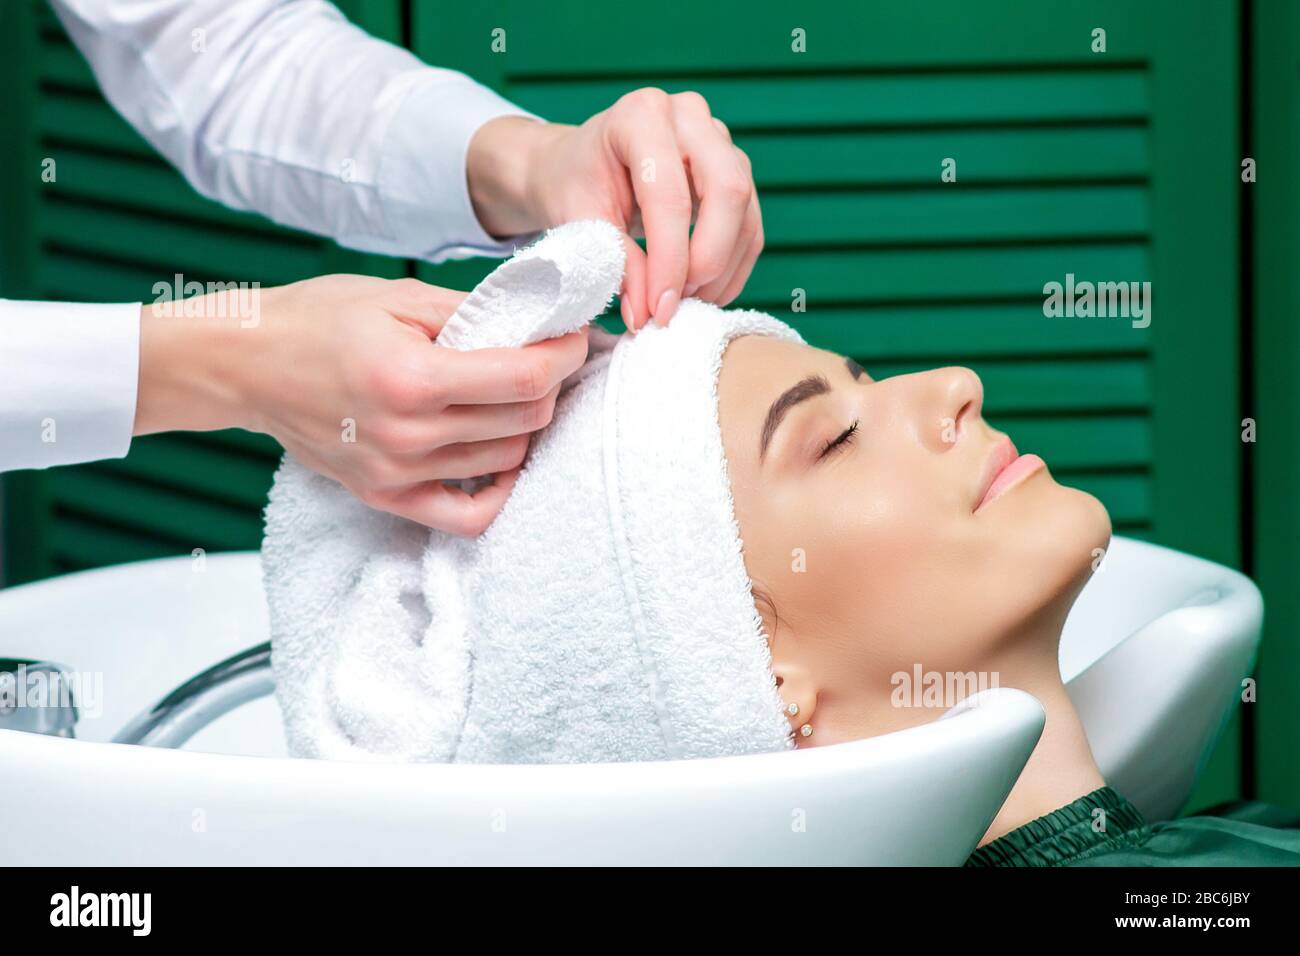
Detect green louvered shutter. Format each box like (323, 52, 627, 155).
(1251, 0, 1300, 811)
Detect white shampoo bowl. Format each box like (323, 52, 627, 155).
(1061, 537, 1261, 819)
(0, 535, 1260, 864)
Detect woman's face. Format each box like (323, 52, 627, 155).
(717, 335, 1112, 740)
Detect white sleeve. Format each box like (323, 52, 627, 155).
(48, 0, 541, 262)
(0, 300, 141, 472)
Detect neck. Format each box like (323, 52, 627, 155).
(809, 600, 1107, 846)
(973, 629, 1106, 846)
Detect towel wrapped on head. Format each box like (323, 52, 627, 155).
(263, 220, 800, 763)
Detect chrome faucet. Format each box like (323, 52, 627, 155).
(113, 642, 273, 748)
(0, 659, 80, 737)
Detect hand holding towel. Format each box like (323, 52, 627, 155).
(263, 220, 799, 763)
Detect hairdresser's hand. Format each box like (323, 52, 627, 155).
(133, 275, 588, 536)
(467, 90, 763, 332)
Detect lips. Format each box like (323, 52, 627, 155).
(974, 437, 1045, 512)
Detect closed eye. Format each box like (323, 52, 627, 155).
(818, 420, 859, 460)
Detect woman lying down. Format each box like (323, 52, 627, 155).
(263, 221, 1300, 867)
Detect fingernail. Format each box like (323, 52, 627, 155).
(654, 289, 679, 327)
(683, 282, 699, 298)
(620, 296, 636, 333)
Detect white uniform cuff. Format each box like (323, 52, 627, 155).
(375, 76, 542, 262)
(0, 300, 140, 471)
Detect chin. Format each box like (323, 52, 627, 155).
(1043, 479, 1113, 593)
(999, 471, 1113, 614)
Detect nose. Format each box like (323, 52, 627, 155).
(913, 366, 984, 452)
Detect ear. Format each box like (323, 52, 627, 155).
(753, 586, 820, 741)
(771, 658, 819, 743)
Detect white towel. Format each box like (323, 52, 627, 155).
(263, 220, 800, 763)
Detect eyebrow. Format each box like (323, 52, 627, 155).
(759, 373, 831, 461)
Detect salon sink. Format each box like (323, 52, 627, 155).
(1061, 537, 1261, 819)
(0, 536, 1261, 864)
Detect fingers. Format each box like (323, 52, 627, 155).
(607, 89, 693, 328)
(344, 375, 562, 535)
(371, 432, 534, 486)
(382, 467, 523, 537)
(363, 434, 533, 491)
(414, 330, 589, 407)
(670, 93, 754, 300)
(695, 188, 763, 306)
(384, 276, 469, 339)
(619, 233, 649, 331)
(425, 435, 531, 480)
(602, 89, 762, 326)
(359, 379, 562, 473)
(280, 276, 591, 537)
(433, 382, 562, 445)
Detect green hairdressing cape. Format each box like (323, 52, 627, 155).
(965, 787, 1300, 866)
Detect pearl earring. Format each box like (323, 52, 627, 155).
(800, 724, 813, 738)
(786, 703, 799, 717)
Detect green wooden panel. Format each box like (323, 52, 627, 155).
(36, 92, 154, 156)
(743, 127, 1150, 187)
(478, 0, 1152, 72)
(47, 514, 187, 572)
(742, 244, 1151, 303)
(1146, 0, 1242, 813)
(45, 148, 291, 232)
(1252, 0, 1300, 811)
(39, 252, 190, 302)
(0, 0, 38, 301)
(194, 429, 283, 458)
(515, 70, 1149, 127)
(97, 435, 279, 510)
(761, 186, 1150, 246)
(793, 303, 1151, 358)
(37, 31, 96, 87)
(0, 0, 43, 585)
(1067, 473, 1151, 528)
(867, 358, 1149, 414)
(40, 200, 324, 282)
(998, 416, 1150, 470)
(48, 469, 265, 550)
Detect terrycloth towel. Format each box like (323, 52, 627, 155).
(263, 220, 801, 763)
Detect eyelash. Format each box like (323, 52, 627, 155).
(818, 420, 859, 460)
